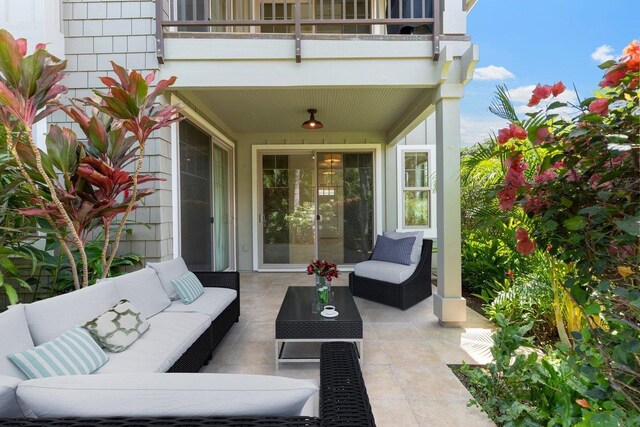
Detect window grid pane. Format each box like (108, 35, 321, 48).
(402, 151, 431, 228)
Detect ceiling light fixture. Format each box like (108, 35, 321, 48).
(301, 109, 323, 130)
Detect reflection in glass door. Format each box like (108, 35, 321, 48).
(262, 154, 316, 264)
(179, 120, 233, 271)
(179, 120, 212, 271)
(259, 151, 374, 267)
(317, 153, 374, 263)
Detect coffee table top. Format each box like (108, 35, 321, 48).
(275, 286, 363, 339)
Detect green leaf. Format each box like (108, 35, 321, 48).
(598, 60, 617, 69)
(569, 128, 589, 138)
(560, 198, 573, 208)
(547, 101, 567, 109)
(614, 216, 640, 236)
(584, 303, 601, 315)
(564, 216, 587, 231)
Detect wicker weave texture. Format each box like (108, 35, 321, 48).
(320, 342, 376, 427)
(349, 239, 433, 310)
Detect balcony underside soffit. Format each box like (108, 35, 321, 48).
(180, 87, 433, 135)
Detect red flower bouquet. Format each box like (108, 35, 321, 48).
(306, 259, 339, 281)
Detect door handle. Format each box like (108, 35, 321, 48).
(258, 214, 262, 223)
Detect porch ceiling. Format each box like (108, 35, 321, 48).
(181, 87, 430, 135)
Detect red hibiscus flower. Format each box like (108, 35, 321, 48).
(534, 127, 552, 145)
(509, 124, 527, 140)
(532, 84, 552, 100)
(498, 186, 517, 211)
(588, 98, 608, 116)
(497, 127, 512, 145)
(515, 228, 536, 255)
(551, 81, 566, 97)
(599, 65, 627, 87)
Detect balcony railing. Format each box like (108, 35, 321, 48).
(155, 0, 440, 63)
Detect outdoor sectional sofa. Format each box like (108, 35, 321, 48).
(0, 259, 376, 426)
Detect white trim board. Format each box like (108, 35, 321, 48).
(251, 143, 384, 271)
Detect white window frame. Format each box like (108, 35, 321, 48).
(396, 145, 437, 239)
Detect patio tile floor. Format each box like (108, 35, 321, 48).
(200, 272, 495, 426)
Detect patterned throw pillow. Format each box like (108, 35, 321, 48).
(171, 272, 204, 304)
(8, 326, 108, 379)
(83, 299, 150, 353)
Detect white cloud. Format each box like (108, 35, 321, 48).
(460, 115, 509, 146)
(591, 45, 615, 63)
(473, 65, 516, 81)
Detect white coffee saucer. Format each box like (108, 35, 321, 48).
(321, 310, 339, 318)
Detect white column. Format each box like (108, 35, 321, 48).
(434, 87, 466, 326)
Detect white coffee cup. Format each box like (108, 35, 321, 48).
(323, 305, 336, 314)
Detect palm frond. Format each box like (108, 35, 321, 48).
(489, 84, 519, 123)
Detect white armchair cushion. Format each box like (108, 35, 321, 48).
(0, 375, 24, 417)
(0, 305, 35, 379)
(17, 373, 318, 418)
(94, 312, 211, 374)
(383, 230, 424, 264)
(24, 284, 120, 346)
(147, 257, 189, 300)
(100, 268, 171, 319)
(354, 260, 417, 284)
(163, 287, 237, 320)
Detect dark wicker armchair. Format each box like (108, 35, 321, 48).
(349, 239, 433, 310)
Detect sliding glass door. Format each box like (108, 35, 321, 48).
(259, 151, 374, 268)
(179, 120, 233, 271)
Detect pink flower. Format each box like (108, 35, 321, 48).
(599, 66, 627, 88)
(588, 98, 608, 116)
(551, 81, 566, 97)
(506, 154, 527, 174)
(528, 95, 541, 107)
(510, 124, 527, 140)
(515, 228, 536, 255)
(552, 161, 566, 169)
(588, 174, 612, 190)
(497, 128, 512, 145)
(523, 194, 552, 214)
(534, 127, 552, 145)
(506, 167, 527, 187)
(515, 228, 529, 241)
(565, 170, 580, 182)
(534, 167, 557, 184)
(532, 84, 552, 100)
(498, 186, 517, 211)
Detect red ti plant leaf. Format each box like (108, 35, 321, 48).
(45, 125, 80, 176)
(0, 30, 23, 86)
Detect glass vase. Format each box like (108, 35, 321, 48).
(312, 275, 332, 313)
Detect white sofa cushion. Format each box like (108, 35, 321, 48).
(354, 260, 417, 284)
(0, 305, 35, 379)
(384, 230, 424, 264)
(83, 299, 150, 352)
(17, 373, 318, 418)
(24, 284, 120, 346)
(8, 326, 109, 379)
(147, 257, 189, 300)
(100, 268, 171, 319)
(0, 375, 23, 417)
(163, 287, 237, 320)
(94, 312, 211, 374)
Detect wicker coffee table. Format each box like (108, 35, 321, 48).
(275, 286, 363, 368)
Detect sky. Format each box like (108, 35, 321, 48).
(460, 0, 640, 146)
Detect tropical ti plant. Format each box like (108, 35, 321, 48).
(0, 29, 180, 290)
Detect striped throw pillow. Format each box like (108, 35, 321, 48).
(171, 272, 204, 304)
(8, 326, 108, 379)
